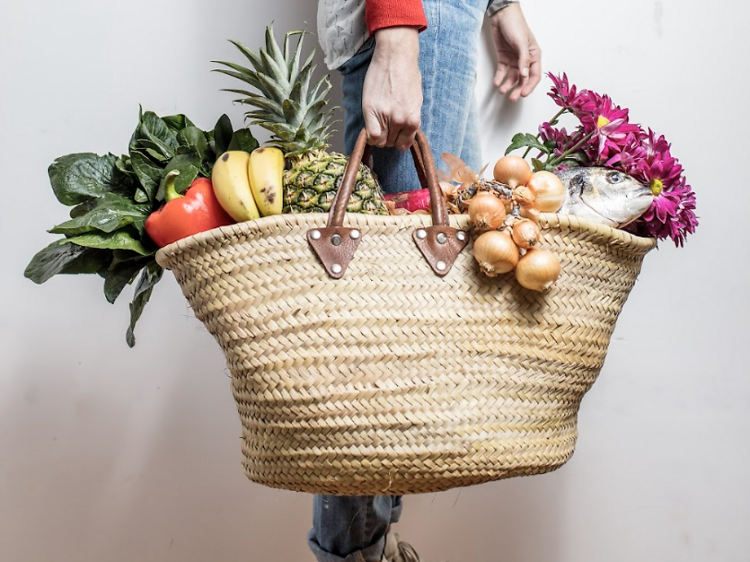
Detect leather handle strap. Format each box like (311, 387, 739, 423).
(308, 128, 468, 279)
(329, 129, 447, 227)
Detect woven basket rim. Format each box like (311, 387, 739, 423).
(155, 212, 656, 267)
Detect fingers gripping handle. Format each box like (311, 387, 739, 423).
(307, 129, 469, 278)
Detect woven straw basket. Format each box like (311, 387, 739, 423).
(156, 131, 656, 495)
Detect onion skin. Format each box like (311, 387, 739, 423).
(527, 171, 566, 213)
(493, 155, 532, 188)
(468, 192, 506, 231)
(473, 230, 519, 276)
(514, 248, 561, 291)
(512, 219, 541, 249)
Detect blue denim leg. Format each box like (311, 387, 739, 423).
(338, 0, 486, 194)
(308, 495, 403, 562)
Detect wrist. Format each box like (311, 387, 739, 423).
(373, 26, 420, 57)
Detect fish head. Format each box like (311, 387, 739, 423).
(561, 167, 654, 227)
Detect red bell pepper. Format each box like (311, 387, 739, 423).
(145, 170, 235, 248)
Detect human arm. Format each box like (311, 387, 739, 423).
(488, 2, 542, 102)
(361, 0, 426, 151)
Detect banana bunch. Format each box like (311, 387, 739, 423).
(212, 147, 285, 221)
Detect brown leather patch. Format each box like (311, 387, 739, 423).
(412, 226, 469, 277)
(307, 227, 363, 279)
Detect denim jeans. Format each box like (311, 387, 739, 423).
(308, 2, 487, 561)
(338, 0, 486, 194)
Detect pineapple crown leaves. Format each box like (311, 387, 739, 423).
(212, 24, 337, 156)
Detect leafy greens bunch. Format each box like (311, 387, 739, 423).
(25, 108, 258, 346)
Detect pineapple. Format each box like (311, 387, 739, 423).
(213, 26, 389, 215)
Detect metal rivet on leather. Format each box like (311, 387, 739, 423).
(331, 234, 342, 246)
(331, 263, 342, 274)
(456, 231, 467, 241)
(349, 229, 360, 240)
(436, 260, 447, 271)
(416, 229, 427, 239)
(436, 232, 447, 244)
(310, 230, 321, 240)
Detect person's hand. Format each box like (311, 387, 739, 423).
(362, 26, 423, 151)
(489, 4, 542, 102)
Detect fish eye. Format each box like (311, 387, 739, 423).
(607, 172, 623, 184)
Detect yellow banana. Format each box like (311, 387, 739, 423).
(248, 147, 284, 216)
(211, 151, 260, 222)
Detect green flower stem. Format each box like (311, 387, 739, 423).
(522, 107, 571, 159)
(547, 130, 595, 168)
(163, 170, 183, 202)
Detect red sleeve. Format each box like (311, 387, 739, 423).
(365, 0, 428, 35)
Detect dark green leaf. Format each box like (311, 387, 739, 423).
(155, 151, 202, 201)
(130, 151, 162, 202)
(227, 128, 259, 153)
(48, 153, 123, 206)
(133, 111, 177, 160)
(162, 113, 196, 132)
(134, 188, 149, 203)
(531, 158, 546, 172)
(143, 147, 170, 162)
(126, 262, 164, 347)
(63, 229, 152, 256)
(70, 200, 96, 218)
(24, 240, 111, 284)
(504, 133, 549, 157)
(103, 254, 152, 304)
(49, 193, 151, 236)
(213, 114, 233, 156)
(177, 126, 210, 162)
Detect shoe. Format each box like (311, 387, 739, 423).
(382, 531, 421, 562)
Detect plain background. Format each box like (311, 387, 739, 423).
(2, 1, 748, 561)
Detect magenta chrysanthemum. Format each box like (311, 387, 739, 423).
(532, 73, 698, 246)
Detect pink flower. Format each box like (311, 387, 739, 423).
(548, 72, 580, 109)
(538, 74, 697, 246)
(628, 129, 683, 191)
(637, 178, 698, 247)
(574, 92, 642, 163)
(538, 122, 585, 160)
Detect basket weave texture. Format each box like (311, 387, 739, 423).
(156, 212, 655, 495)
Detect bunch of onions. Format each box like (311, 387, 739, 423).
(464, 155, 563, 292)
(468, 191, 506, 231)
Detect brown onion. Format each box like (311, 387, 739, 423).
(493, 155, 533, 188)
(514, 248, 561, 291)
(513, 185, 536, 206)
(512, 219, 542, 249)
(519, 204, 541, 223)
(473, 230, 519, 276)
(527, 171, 566, 213)
(468, 192, 506, 231)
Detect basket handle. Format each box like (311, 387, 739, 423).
(307, 129, 469, 279)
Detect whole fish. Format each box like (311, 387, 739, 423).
(555, 167, 654, 228)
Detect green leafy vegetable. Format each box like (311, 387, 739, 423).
(126, 263, 164, 347)
(49, 153, 122, 205)
(26, 107, 258, 346)
(48, 193, 150, 236)
(24, 242, 110, 284)
(227, 128, 259, 153)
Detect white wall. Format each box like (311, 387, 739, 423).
(2, 1, 747, 561)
